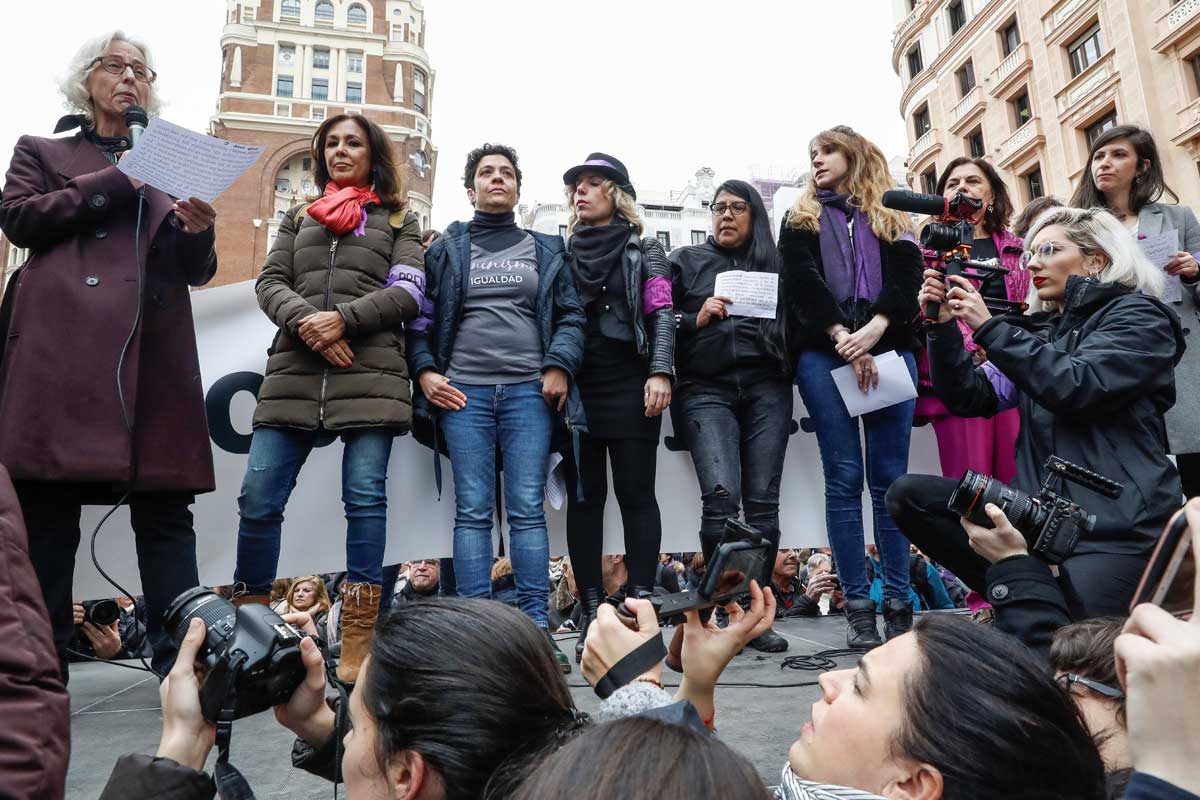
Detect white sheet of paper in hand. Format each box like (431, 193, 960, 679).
(1139, 229, 1182, 304)
(713, 270, 778, 319)
(545, 451, 566, 510)
(117, 118, 266, 204)
(830, 350, 917, 418)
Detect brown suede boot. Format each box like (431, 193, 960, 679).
(336, 582, 381, 684)
(232, 594, 269, 607)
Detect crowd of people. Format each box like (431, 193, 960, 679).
(2, 28, 1200, 800)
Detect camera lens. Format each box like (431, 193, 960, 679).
(85, 599, 120, 627)
(165, 586, 236, 648)
(949, 471, 1039, 534)
(920, 221, 961, 253)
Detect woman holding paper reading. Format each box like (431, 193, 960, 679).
(777, 125, 922, 649)
(669, 179, 792, 654)
(888, 206, 1182, 618)
(559, 153, 674, 663)
(0, 30, 217, 680)
(232, 113, 426, 684)
(1070, 125, 1200, 498)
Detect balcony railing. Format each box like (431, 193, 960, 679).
(1168, 0, 1200, 30)
(951, 86, 984, 124)
(909, 129, 937, 162)
(997, 117, 1043, 166)
(894, 2, 923, 44)
(991, 42, 1026, 84)
(1155, 0, 1200, 50)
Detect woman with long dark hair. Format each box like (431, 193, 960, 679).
(232, 113, 426, 683)
(559, 153, 675, 662)
(778, 125, 923, 649)
(916, 157, 1029, 486)
(1071, 124, 1200, 498)
(669, 179, 793, 653)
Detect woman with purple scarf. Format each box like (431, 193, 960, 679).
(778, 126, 923, 650)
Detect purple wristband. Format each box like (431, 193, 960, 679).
(384, 265, 433, 331)
(642, 275, 672, 314)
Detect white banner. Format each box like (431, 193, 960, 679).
(74, 281, 941, 597)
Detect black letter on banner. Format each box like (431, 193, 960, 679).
(206, 372, 263, 454)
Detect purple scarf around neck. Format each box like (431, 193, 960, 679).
(816, 189, 883, 304)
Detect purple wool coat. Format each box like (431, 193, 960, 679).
(0, 128, 217, 493)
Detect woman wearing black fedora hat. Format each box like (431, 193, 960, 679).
(560, 153, 675, 662)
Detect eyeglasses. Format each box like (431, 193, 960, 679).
(710, 201, 749, 217)
(1056, 672, 1124, 700)
(1019, 242, 1085, 269)
(88, 56, 157, 85)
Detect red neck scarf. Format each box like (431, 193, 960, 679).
(307, 182, 381, 236)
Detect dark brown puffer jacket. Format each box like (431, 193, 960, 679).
(254, 204, 424, 431)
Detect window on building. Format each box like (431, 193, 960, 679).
(313, 48, 330, 69)
(346, 82, 362, 104)
(1025, 168, 1045, 200)
(314, 0, 334, 23)
(312, 78, 328, 100)
(280, 0, 300, 20)
(968, 128, 986, 159)
(348, 52, 363, 72)
(1011, 90, 1032, 129)
(1068, 23, 1104, 77)
(414, 69, 427, 114)
(302, 157, 312, 171)
(240, 5, 255, 23)
(1001, 20, 1021, 56)
(276, 76, 294, 97)
(691, 230, 706, 245)
(906, 44, 924, 79)
(416, 120, 428, 134)
(921, 168, 938, 194)
(347, 3, 368, 26)
(656, 231, 672, 250)
(948, 1, 967, 36)
(311, 106, 326, 121)
(956, 60, 976, 97)
(558, 225, 568, 238)
(275, 177, 291, 193)
(1085, 111, 1118, 146)
(278, 44, 295, 65)
(913, 105, 932, 139)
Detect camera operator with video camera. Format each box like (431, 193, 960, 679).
(887, 206, 1185, 618)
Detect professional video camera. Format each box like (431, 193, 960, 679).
(881, 189, 1028, 321)
(948, 456, 1124, 565)
(165, 586, 307, 722)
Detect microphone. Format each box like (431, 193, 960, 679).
(881, 189, 949, 217)
(124, 106, 149, 149)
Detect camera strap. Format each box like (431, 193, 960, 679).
(593, 632, 667, 699)
(213, 655, 256, 800)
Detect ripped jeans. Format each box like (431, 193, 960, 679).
(681, 378, 793, 561)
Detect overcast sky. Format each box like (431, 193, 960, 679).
(0, 1, 908, 228)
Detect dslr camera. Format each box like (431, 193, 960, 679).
(948, 456, 1124, 564)
(165, 586, 307, 722)
(81, 598, 121, 627)
(881, 189, 1027, 321)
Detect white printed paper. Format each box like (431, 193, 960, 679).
(831, 350, 917, 418)
(545, 451, 566, 510)
(117, 118, 265, 203)
(1140, 229, 1182, 304)
(713, 270, 778, 319)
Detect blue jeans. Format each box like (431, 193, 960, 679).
(681, 377, 793, 561)
(795, 349, 916, 602)
(234, 426, 393, 594)
(440, 380, 553, 627)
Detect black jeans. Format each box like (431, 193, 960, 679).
(885, 474, 1148, 618)
(19, 483, 199, 681)
(565, 436, 662, 592)
(682, 378, 793, 561)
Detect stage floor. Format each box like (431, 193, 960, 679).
(65, 614, 863, 798)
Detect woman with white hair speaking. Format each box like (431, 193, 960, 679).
(0, 30, 218, 680)
(886, 206, 1184, 618)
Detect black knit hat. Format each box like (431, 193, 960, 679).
(562, 153, 637, 200)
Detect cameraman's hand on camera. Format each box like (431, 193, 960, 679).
(918, 269, 954, 324)
(281, 611, 320, 638)
(676, 582, 775, 728)
(580, 599, 663, 689)
(834, 315, 886, 362)
(273, 635, 336, 746)
(82, 620, 123, 660)
(961, 503, 1029, 563)
(1114, 499, 1200, 795)
(72, 602, 85, 626)
(156, 618, 215, 771)
(945, 274, 990, 331)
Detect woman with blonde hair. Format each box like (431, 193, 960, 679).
(778, 126, 923, 649)
(275, 575, 333, 637)
(559, 153, 675, 663)
(889, 206, 1184, 617)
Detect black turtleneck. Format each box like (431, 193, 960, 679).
(469, 209, 525, 253)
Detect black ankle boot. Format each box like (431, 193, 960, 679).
(845, 598, 882, 650)
(882, 597, 913, 641)
(575, 587, 603, 664)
